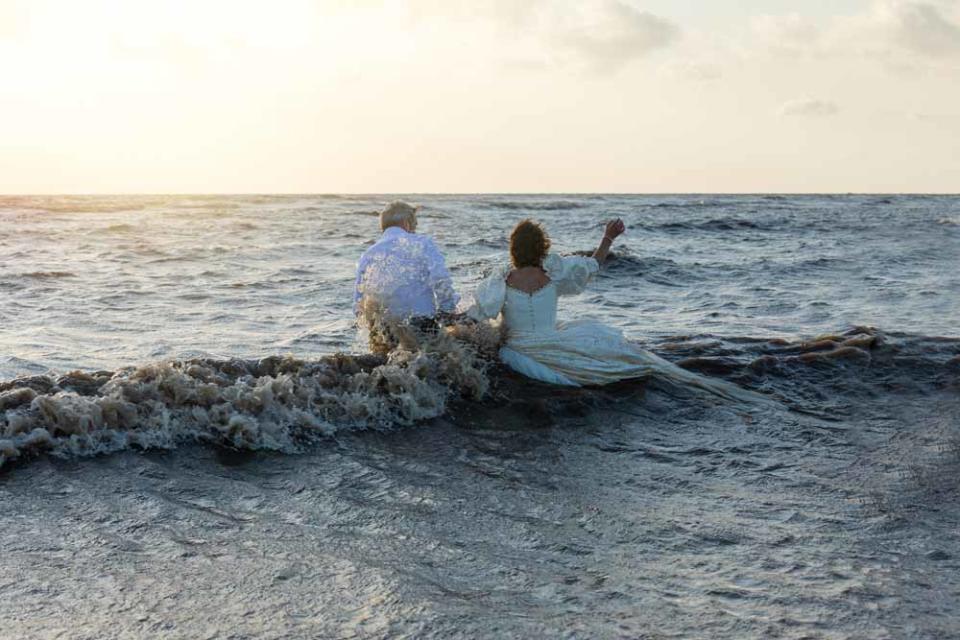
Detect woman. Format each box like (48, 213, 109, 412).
(468, 219, 768, 403)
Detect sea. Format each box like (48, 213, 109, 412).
(1, 194, 958, 639)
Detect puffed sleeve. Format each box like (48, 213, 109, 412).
(543, 254, 600, 296)
(466, 265, 509, 321)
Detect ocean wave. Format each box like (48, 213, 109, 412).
(649, 200, 728, 209)
(648, 218, 766, 232)
(658, 327, 958, 401)
(0, 327, 495, 470)
(104, 223, 136, 233)
(0, 196, 164, 214)
(2, 323, 955, 471)
(775, 256, 853, 274)
(592, 252, 853, 282)
(349, 208, 449, 218)
(16, 271, 77, 280)
(574, 250, 701, 286)
(480, 200, 589, 211)
(169, 201, 243, 211)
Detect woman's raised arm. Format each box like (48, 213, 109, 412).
(591, 218, 626, 264)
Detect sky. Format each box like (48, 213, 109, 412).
(0, 0, 958, 193)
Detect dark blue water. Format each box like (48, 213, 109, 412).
(1, 195, 958, 638)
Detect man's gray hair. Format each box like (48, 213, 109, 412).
(380, 201, 419, 231)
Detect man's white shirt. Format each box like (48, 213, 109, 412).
(353, 226, 459, 319)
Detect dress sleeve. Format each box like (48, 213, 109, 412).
(544, 254, 600, 296)
(466, 266, 509, 321)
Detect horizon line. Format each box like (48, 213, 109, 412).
(2, 192, 959, 197)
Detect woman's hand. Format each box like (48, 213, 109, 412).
(593, 218, 625, 264)
(604, 218, 625, 242)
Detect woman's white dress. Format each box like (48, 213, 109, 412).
(468, 254, 766, 403)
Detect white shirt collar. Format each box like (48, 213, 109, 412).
(381, 226, 411, 239)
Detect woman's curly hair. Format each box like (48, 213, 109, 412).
(509, 219, 551, 268)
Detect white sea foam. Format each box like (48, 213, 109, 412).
(0, 325, 496, 468)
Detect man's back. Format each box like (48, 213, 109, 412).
(354, 226, 458, 320)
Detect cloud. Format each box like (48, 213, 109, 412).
(745, 1, 960, 73)
(779, 99, 840, 117)
(751, 13, 823, 57)
(550, 1, 680, 69)
(873, 0, 960, 57)
(394, 0, 680, 71)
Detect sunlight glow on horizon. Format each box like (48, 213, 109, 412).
(1, 0, 959, 193)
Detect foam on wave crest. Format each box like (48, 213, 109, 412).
(1, 322, 956, 470)
(0, 327, 495, 469)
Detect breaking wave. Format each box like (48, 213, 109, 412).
(2, 324, 955, 471)
(0, 324, 496, 470)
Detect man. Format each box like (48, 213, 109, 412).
(354, 201, 459, 352)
